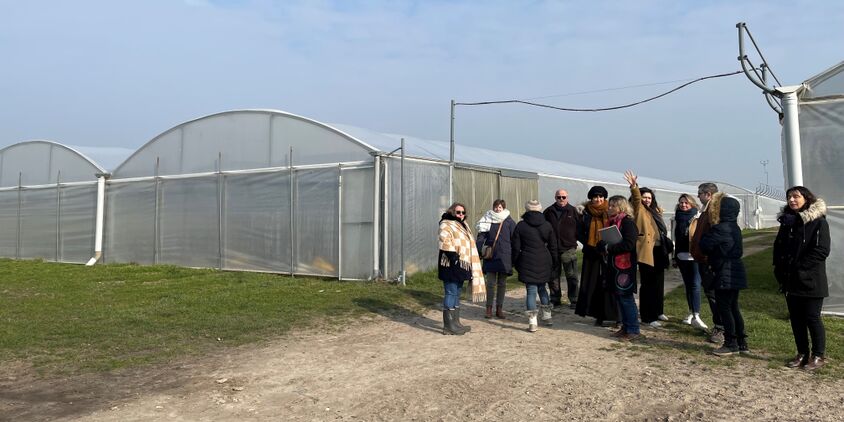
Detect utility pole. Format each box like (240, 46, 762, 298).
(760, 159, 769, 185)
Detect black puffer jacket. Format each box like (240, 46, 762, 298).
(699, 195, 747, 290)
(512, 211, 559, 285)
(773, 199, 830, 298)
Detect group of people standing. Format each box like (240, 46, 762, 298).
(436, 177, 831, 370)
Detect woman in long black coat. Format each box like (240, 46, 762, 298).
(575, 186, 619, 326)
(774, 186, 830, 371)
(512, 200, 559, 332)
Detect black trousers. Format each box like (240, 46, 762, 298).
(638, 249, 666, 323)
(699, 265, 723, 327)
(715, 289, 745, 347)
(786, 295, 826, 357)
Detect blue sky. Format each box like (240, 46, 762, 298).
(2, 0, 843, 189)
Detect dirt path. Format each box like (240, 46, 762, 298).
(4, 242, 843, 421)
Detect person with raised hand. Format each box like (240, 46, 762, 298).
(624, 170, 671, 328)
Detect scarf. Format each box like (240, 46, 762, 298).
(674, 207, 697, 233)
(439, 214, 485, 302)
(476, 208, 511, 233)
(645, 205, 668, 237)
(608, 211, 627, 227)
(585, 201, 609, 247)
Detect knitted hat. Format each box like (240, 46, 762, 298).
(587, 185, 608, 199)
(525, 200, 542, 212)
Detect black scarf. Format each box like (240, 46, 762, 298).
(440, 212, 468, 231)
(675, 207, 697, 225)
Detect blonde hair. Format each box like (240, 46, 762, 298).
(676, 193, 700, 211)
(608, 195, 633, 216)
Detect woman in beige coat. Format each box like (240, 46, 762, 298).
(624, 170, 671, 327)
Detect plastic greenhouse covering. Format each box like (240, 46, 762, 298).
(1, 109, 786, 286)
(796, 61, 844, 314)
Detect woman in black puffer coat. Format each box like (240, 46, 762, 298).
(699, 193, 747, 356)
(512, 200, 559, 332)
(774, 186, 830, 371)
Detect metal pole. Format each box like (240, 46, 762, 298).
(449, 99, 455, 204)
(400, 138, 406, 286)
(154, 157, 160, 264)
(289, 146, 295, 277)
(16, 173, 21, 259)
(372, 155, 381, 280)
(338, 163, 343, 280)
(779, 87, 803, 188)
(217, 152, 224, 270)
(87, 173, 108, 266)
(55, 171, 61, 262)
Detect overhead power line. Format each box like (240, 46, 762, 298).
(456, 69, 747, 112)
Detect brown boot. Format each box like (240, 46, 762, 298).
(484, 306, 493, 319)
(495, 305, 506, 319)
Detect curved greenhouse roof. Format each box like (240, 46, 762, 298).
(112, 110, 377, 179)
(108, 109, 697, 192)
(0, 140, 105, 188)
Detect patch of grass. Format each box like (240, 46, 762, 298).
(663, 247, 844, 378)
(0, 259, 444, 375)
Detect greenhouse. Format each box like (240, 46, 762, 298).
(789, 61, 844, 315)
(0, 109, 784, 282)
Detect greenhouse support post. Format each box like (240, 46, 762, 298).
(86, 173, 108, 266)
(289, 146, 295, 277)
(372, 155, 381, 279)
(449, 99, 455, 204)
(400, 138, 406, 286)
(338, 164, 343, 279)
(16, 172, 21, 259)
(777, 85, 803, 188)
(55, 171, 61, 262)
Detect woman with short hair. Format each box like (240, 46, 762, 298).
(476, 199, 517, 319)
(774, 186, 830, 370)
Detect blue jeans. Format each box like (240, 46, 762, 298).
(677, 260, 701, 313)
(525, 283, 550, 311)
(616, 291, 640, 334)
(442, 280, 465, 310)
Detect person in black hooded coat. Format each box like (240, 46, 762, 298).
(699, 193, 747, 356)
(512, 200, 559, 331)
(773, 186, 830, 371)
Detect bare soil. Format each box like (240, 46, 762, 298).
(3, 244, 843, 421)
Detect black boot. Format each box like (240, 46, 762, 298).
(442, 309, 466, 335)
(452, 308, 471, 333)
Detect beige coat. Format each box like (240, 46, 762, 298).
(629, 185, 660, 267)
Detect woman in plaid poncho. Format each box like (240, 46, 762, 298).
(438, 202, 484, 335)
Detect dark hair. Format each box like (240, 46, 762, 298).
(492, 199, 506, 209)
(697, 182, 718, 195)
(637, 187, 661, 213)
(446, 202, 467, 217)
(784, 186, 817, 213)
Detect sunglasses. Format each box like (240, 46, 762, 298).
(555, 195, 567, 199)
(455, 210, 466, 215)
(591, 194, 605, 199)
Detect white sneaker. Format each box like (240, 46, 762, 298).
(691, 314, 709, 330)
(648, 321, 663, 328)
(682, 313, 694, 325)
(657, 314, 669, 321)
